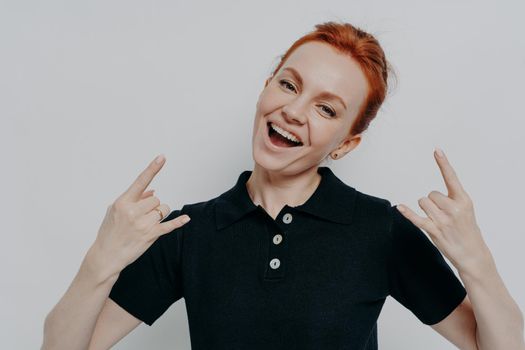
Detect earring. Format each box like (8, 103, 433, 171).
(332, 153, 338, 159)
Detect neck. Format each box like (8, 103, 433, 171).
(245, 163, 322, 218)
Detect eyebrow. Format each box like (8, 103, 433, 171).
(282, 67, 348, 111)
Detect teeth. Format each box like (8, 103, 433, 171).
(270, 123, 302, 144)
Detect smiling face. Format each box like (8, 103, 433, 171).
(251, 40, 369, 174)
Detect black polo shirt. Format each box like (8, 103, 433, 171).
(109, 166, 467, 349)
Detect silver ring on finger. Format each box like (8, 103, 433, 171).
(153, 207, 164, 221)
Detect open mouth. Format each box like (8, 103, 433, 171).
(267, 122, 304, 148)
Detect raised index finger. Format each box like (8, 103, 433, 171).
(121, 154, 166, 202)
(434, 148, 464, 199)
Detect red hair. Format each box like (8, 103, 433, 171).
(269, 21, 396, 137)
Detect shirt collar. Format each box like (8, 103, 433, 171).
(215, 166, 357, 230)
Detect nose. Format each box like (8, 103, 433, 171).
(282, 97, 307, 125)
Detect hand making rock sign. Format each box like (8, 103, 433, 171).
(394, 148, 525, 349)
(395, 148, 492, 276)
(90, 154, 191, 282)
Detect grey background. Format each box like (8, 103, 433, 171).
(2, 0, 524, 349)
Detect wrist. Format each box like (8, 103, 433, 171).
(81, 244, 121, 287)
(458, 244, 497, 284)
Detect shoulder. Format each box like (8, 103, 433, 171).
(349, 190, 433, 262)
(353, 191, 419, 246)
(354, 189, 392, 208)
(343, 188, 398, 246)
(178, 195, 220, 220)
(352, 188, 394, 222)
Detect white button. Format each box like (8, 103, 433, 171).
(269, 258, 281, 269)
(282, 213, 293, 224)
(273, 234, 283, 245)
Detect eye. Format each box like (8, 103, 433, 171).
(279, 79, 297, 92)
(319, 105, 336, 117)
(279, 79, 336, 117)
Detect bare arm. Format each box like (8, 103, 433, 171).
(397, 149, 525, 349)
(459, 252, 525, 350)
(86, 298, 142, 350)
(431, 295, 478, 350)
(429, 252, 525, 350)
(41, 154, 191, 349)
(42, 244, 147, 350)
(42, 246, 121, 350)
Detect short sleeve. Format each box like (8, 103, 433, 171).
(387, 204, 467, 325)
(108, 209, 185, 326)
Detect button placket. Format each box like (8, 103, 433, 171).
(265, 230, 286, 280)
(264, 210, 294, 281)
(282, 212, 293, 224)
(269, 258, 280, 269)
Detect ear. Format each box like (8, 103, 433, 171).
(336, 133, 362, 156)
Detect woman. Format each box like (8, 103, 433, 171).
(42, 21, 525, 349)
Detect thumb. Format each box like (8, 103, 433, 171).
(155, 214, 191, 237)
(396, 204, 436, 238)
